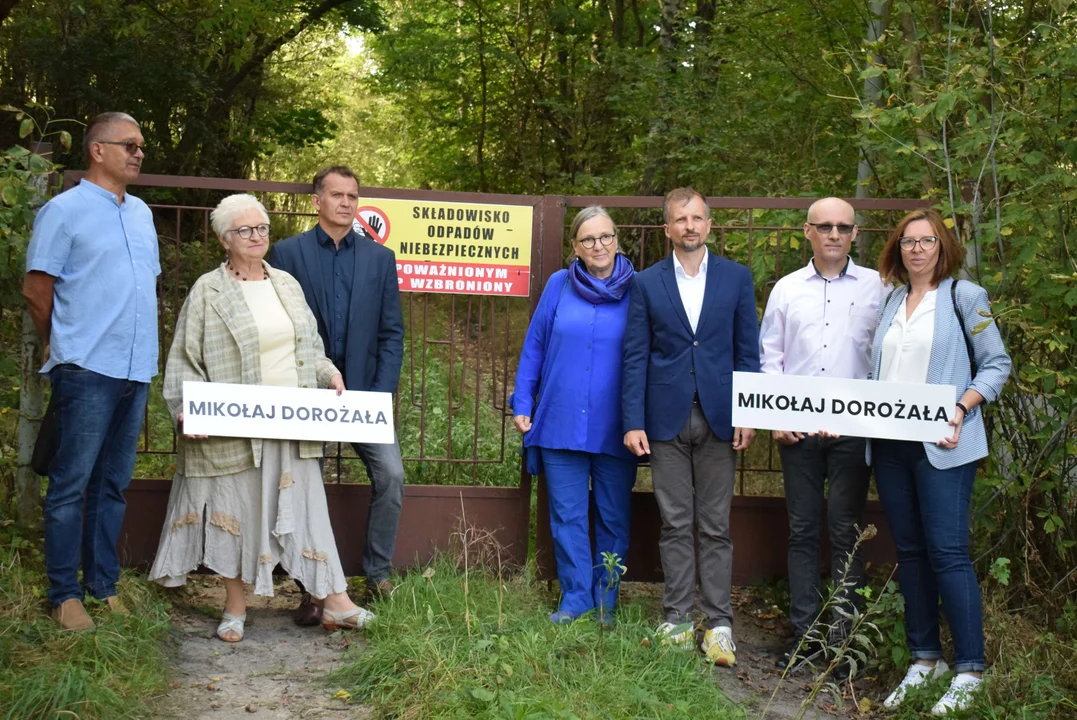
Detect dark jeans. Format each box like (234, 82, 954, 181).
(649, 403, 737, 629)
(874, 439, 985, 673)
(779, 435, 870, 637)
(44, 364, 148, 606)
(351, 439, 405, 583)
(540, 449, 637, 614)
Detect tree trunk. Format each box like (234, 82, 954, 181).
(856, 0, 890, 261)
(16, 310, 44, 526)
(638, 0, 681, 194)
(899, 10, 937, 196)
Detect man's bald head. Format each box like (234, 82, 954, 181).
(803, 197, 858, 276)
(806, 197, 855, 225)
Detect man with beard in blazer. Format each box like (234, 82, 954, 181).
(267, 166, 405, 622)
(622, 187, 760, 667)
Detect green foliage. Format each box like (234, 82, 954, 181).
(0, 522, 173, 719)
(330, 555, 745, 719)
(848, 0, 1077, 609)
(0, 0, 384, 178)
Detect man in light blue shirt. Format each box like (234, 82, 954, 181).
(23, 112, 159, 631)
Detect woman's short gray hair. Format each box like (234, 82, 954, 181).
(210, 194, 271, 239)
(569, 205, 615, 242)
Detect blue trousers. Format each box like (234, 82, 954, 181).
(45, 364, 149, 606)
(874, 439, 985, 673)
(541, 449, 636, 614)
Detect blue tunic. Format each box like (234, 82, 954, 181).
(511, 270, 633, 460)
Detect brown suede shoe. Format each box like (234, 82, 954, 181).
(365, 579, 395, 602)
(105, 596, 129, 616)
(292, 592, 323, 627)
(52, 599, 95, 631)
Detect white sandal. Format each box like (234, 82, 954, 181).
(321, 606, 375, 631)
(216, 612, 246, 642)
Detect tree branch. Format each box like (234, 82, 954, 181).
(218, 0, 364, 100)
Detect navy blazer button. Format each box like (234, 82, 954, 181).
(693, 341, 700, 347)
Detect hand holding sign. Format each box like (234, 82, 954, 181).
(177, 412, 208, 440)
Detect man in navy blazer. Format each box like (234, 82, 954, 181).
(267, 166, 405, 620)
(622, 188, 760, 667)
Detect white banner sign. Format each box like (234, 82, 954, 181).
(732, 372, 957, 443)
(182, 382, 395, 444)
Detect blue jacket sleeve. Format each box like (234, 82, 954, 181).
(621, 274, 649, 433)
(265, 240, 292, 275)
(733, 265, 762, 373)
(510, 272, 563, 417)
(962, 283, 1011, 403)
(372, 250, 405, 394)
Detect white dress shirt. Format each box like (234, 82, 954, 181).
(759, 257, 887, 379)
(672, 250, 708, 333)
(880, 289, 937, 384)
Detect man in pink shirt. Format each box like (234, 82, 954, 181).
(759, 197, 887, 671)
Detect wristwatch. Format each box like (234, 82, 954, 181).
(955, 401, 969, 419)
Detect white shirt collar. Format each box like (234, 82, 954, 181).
(797, 255, 861, 281)
(672, 250, 708, 279)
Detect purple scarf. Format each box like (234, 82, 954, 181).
(569, 254, 635, 304)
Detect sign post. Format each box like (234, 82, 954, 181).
(731, 372, 957, 443)
(182, 382, 395, 444)
(353, 198, 534, 297)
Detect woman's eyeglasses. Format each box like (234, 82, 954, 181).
(577, 233, 616, 249)
(899, 236, 939, 249)
(226, 224, 271, 240)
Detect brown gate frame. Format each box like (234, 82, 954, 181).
(60, 171, 549, 575)
(59, 171, 927, 583)
(531, 195, 931, 584)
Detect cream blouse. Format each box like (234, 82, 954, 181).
(239, 280, 300, 388)
(880, 289, 936, 384)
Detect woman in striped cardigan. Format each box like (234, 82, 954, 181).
(867, 209, 1011, 716)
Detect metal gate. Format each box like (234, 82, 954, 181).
(59, 171, 926, 582)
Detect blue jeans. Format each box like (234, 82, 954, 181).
(541, 449, 637, 615)
(45, 364, 149, 606)
(873, 440, 985, 673)
(351, 439, 405, 583)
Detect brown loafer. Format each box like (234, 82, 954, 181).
(105, 596, 129, 615)
(292, 592, 323, 627)
(52, 599, 95, 631)
(365, 578, 394, 602)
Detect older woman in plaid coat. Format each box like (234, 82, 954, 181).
(149, 194, 372, 642)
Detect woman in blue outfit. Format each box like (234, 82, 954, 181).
(868, 209, 1011, 716)
(511, 205, 637, 626)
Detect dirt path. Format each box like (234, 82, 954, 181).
(153, 577, 373, 720)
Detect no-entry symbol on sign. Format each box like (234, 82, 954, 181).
(353, 206, 390, 244)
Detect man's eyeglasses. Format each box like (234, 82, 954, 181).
(807, 222, 856, 236)
(226, 224, 271, 240)
(96, 140, 146, 156)
(577, 233, 616, 249)
(899, 236, 939, 249)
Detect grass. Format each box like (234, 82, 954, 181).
(329, 555, 746, 720)
(0, 520, 173, 720)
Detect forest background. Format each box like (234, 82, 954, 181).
(0, 0, 1076, 715)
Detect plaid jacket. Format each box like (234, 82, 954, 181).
(163, 263, 340, 478)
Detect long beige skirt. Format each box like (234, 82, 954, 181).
(149, 439, 348, 598)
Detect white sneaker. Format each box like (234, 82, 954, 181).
(654, 621, 695, 650)
(701, 626, 736, 667)
(883, 660, 950, 709)
(931, 673, 982, 715)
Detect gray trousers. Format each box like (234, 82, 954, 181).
(779, 435, 870, 637)
(650, 403, 737, 629)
